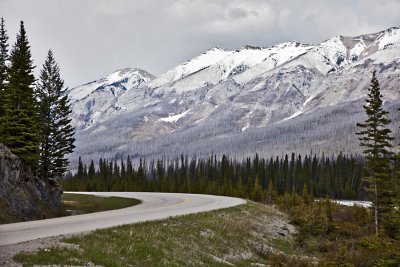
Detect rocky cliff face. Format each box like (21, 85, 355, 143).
(0, 144, 63, 224)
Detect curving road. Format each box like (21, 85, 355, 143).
(0, 192, 245, 246)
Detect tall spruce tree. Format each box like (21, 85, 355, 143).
(37, 50, 75, 180)
(2, 21, 39, 168)
(0, 18, 9, 140)
(356, 71, 394, 236)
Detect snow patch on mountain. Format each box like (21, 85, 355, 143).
(160, 109, 190, 123)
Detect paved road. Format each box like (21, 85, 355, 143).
(0, 192, 245, 246)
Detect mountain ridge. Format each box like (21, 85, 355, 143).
(67, 26, 400, 167)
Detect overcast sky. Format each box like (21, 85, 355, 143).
(1, 0, 399, 87)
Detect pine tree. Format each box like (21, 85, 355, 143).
(2, 21, 39, 168)
(37, 50, 75, 179)
(356, 71, 394, 236)
(252, 175, 264, 202)
(77, 156, 84, 179)
(88, 160, 95, 179)
(265, 179, 277, 205)
(236, 176, 246, 198)
(0, 17, 9, 127)
(302, 182, 313, 205)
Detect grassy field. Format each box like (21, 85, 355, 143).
(15, 202, 311, 266)
(62, 193, 141, 214)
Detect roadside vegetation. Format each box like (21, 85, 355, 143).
(278, 193, 400, 265)
(15, 201, 306, 266)
(15, 197, 400, 266)
(61, 193, 141, 215)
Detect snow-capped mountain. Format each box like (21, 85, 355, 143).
(68, 68, 154, 129)
(68, 27, 400, 167)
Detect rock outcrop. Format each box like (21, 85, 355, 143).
(0, 144, 63, 224)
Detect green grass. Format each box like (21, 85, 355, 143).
(0, 193, 140, 224)
(15, 202, 311, 267)
(61, 193, 141, 215)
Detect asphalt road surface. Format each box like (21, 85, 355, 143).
(0, 192, 245, 246)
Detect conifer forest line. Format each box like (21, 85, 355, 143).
(62, 153, 369, 202)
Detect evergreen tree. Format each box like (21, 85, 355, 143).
(356, 71, 394, 236)
(302, 182, 313, 205)
(88, 160, 95, 179)
(235, 176, 246, 198)
(265, 179, 277, 205)
(2, 21, 39, 168)
(0, 18, 9, 127)
(37, 50, 75, 179)
(77, 156, 84, 179)
(252, 175, 264, 202)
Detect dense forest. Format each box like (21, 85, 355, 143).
(61, 153, 367, 201)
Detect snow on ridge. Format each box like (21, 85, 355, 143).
(219, 47, 275, 78)
(148, 48, 233, 88)
(377, 27, 400, 50)
(149, 27, 400, 92)
(162, 42, 316, 92)
(148, 42, 314, 91)
(68, 68, 154, 102)
(106, 67, 154, 85)
(106, 68, 131, 84)
(315, 36, 347, 65)
(68, 81, 104, 102)
(234, 42, 314, 84)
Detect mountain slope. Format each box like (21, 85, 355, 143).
(68, 68, 154, 129)
(67, 27, 400, 167)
